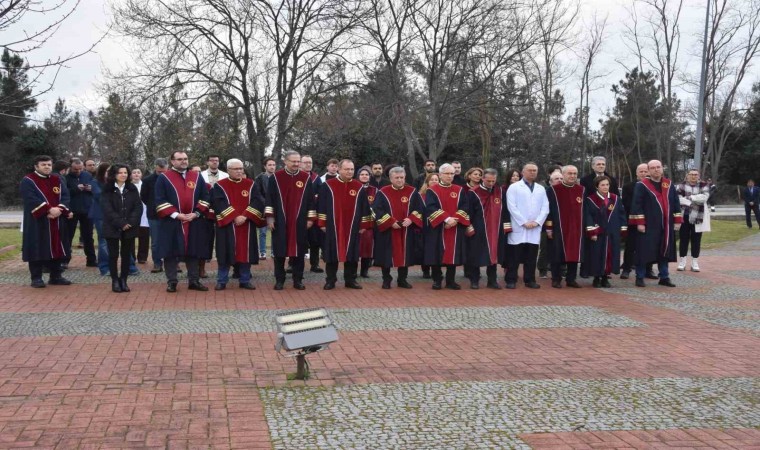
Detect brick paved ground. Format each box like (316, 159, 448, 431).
(0, 232, 758, 448)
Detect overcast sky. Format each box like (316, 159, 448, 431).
(10, 0, 750, 129)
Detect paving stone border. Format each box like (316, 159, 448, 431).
(0, 306, 642, 338)
(260, 377, 760, 449)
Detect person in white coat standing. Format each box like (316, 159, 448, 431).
(505, 163, 550, 289)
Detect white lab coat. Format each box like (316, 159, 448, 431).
(507, 180, 550, 245)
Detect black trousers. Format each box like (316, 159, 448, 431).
(66, 212, 96, 264)
(106, 237, 135, 279)
(165, 257, 199, 284)
(466, 264, 497, 283)
(29, 259, 64, 281)
(505, 243, 538, 284)
(679, 220, 703, 258)
(622, 229, 637, 271)
(381, 266, 409, 282)
(360, 258, 373, 274)
(536, 231, 550, 272)
(309, 245, 321, 268)
(326, 261, 358, 284)
(745, 203, 760, 228)
(275, 256, 304, 283)
(431, 265, 456, 284)
(552, 261, 578, 282)
(135, 227, 150, 263)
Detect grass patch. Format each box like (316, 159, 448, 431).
(698, 219, 757, 249)
(0, 228, 22, 248)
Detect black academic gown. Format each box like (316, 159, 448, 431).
(21, 172, 71, 262)
(584, 192, 626, 276)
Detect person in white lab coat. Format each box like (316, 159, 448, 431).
(505, 163, 550, 289)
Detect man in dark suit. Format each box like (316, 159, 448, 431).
(743, 179, 760, 229)
(580, 156, 620, 198)
(140, 158, 168, 272)
(64, 158, 96, 268)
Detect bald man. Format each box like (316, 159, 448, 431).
(629, 160, 682, 287)
(545, 165, 585, 288)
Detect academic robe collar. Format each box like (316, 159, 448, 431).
(284, 168, 300, 176)
(337, 175, 352, 183)
(560, 182, 577, 188)
(596, 191, 610, 200)
(227, 177, 243, 183)
(34, 171, 49, 178)
(171, 167, 187, 175)
(391, 184, 407, 191)
(438, 181, 452, 187)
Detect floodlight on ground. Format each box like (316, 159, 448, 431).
(275, 307, 338, 380)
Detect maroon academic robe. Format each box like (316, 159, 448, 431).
(317, 177, 372, 263)
(373, 184, 424, 268)
(546, 183, 585, 263)
(359, 184, 377, 259)
(265, 169, 316, 258)
(423, 183, 471, 266)
(154, 169, 212, 259)
(212, 177, 266, 265)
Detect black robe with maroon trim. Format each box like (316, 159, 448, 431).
(317, 177, 372, 263)
(584, 192, 627, 276)
(212, 177, 266, 266)
(21, 172, 71, 262)
(265, 169, 316, 258)
(497, 185, 514, 267)
(423, 183, 471, 266)
(629, 177, 683, 264)
(154, 168, 212, 259)
(306, 171, 323, 248)
(359, 184, 378, 259)
(372, 185, 424, 268)
(465, 185, 509, 267)
(546, 183, 586, 263)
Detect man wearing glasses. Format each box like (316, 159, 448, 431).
(423, 163, 471, 290)
(154, 151, 212, 292)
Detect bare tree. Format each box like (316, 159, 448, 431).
(698, 0, 760, 182)
(576, 12, 608, 169)
(0, 0, 104, 114)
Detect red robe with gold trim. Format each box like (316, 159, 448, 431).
(546, 183, 585, 263)
(423, 182, 471, 266)
(317, 177, 372, 263)
(154, 168, 212, 259)
(21, 172, 71, 262)
(265, 169, 316, 258)
(212, 177, 266, 266)
(372, 184, 424, 268)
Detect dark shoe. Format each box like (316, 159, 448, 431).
(592, 277, 601, 288)
(422, 271, 431, 279)
(345, 281, 363, 289)
(398, 280, 413, 289)
(445, 282, 461, 290)
(215, 283, 226, 291)
(505, 282, 516, 289)
(601, 277, 612, 288)
(551, 280, 562, 289)
(432, 282, 442, 290)
(31, 279, 46, 288)
(323, 282, 335, 290)
(119, 278, 130, 292)
(620, 270, 630, 280)
(486, 282, 501, 290)
(470, 281, 479, 290)
(645, 271, 658, 280)
(86, 261, 98, 268)
(151, 265, 163, 273)
(539, 270, 548, 279)
(239, 282, 256, 290)
(167, 282, 178, 292)
(658, 278, 676, 287)
(188, 281, 209, 291)
(635, 278, 646, 287)
(286, 267, 293, 274)
(274, 282, 284, 291)
(49, 277, 72, 286)
(293, 282, 306, 290)
(382, 280, 391, 289)
(310, 266, 324, 273)
(525, 282, 541, 289)
(566, 281, 581, 288)
(360, 271, 370, 278)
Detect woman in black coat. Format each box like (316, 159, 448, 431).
(101, 164, 143, 292)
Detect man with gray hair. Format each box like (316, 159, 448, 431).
(580, 156, 619, 198)
(545, 165, 585, 288)
(141, 158, 170, 273)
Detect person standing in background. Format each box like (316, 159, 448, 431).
(255, 158, 277, 260)
(743, 179, 760, 229)
(131, 168, 151, 264)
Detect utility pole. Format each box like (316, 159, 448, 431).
(694, 0, 711, 171)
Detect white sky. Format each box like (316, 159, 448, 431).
(7, 0, 756, 128)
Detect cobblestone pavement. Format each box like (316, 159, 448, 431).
(0, 233, 757, 448)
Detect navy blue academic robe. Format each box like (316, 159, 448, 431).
(629, 177, 682, 265)
(371, 184, 424, 268)
(584, 192, 627, 276)
(21, 172, 71, 262)
(154, 168, 212, 259)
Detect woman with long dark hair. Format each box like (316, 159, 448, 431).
(101, 164, 143, 292)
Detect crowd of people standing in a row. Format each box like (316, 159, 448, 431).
(21, 152, 716, 292)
